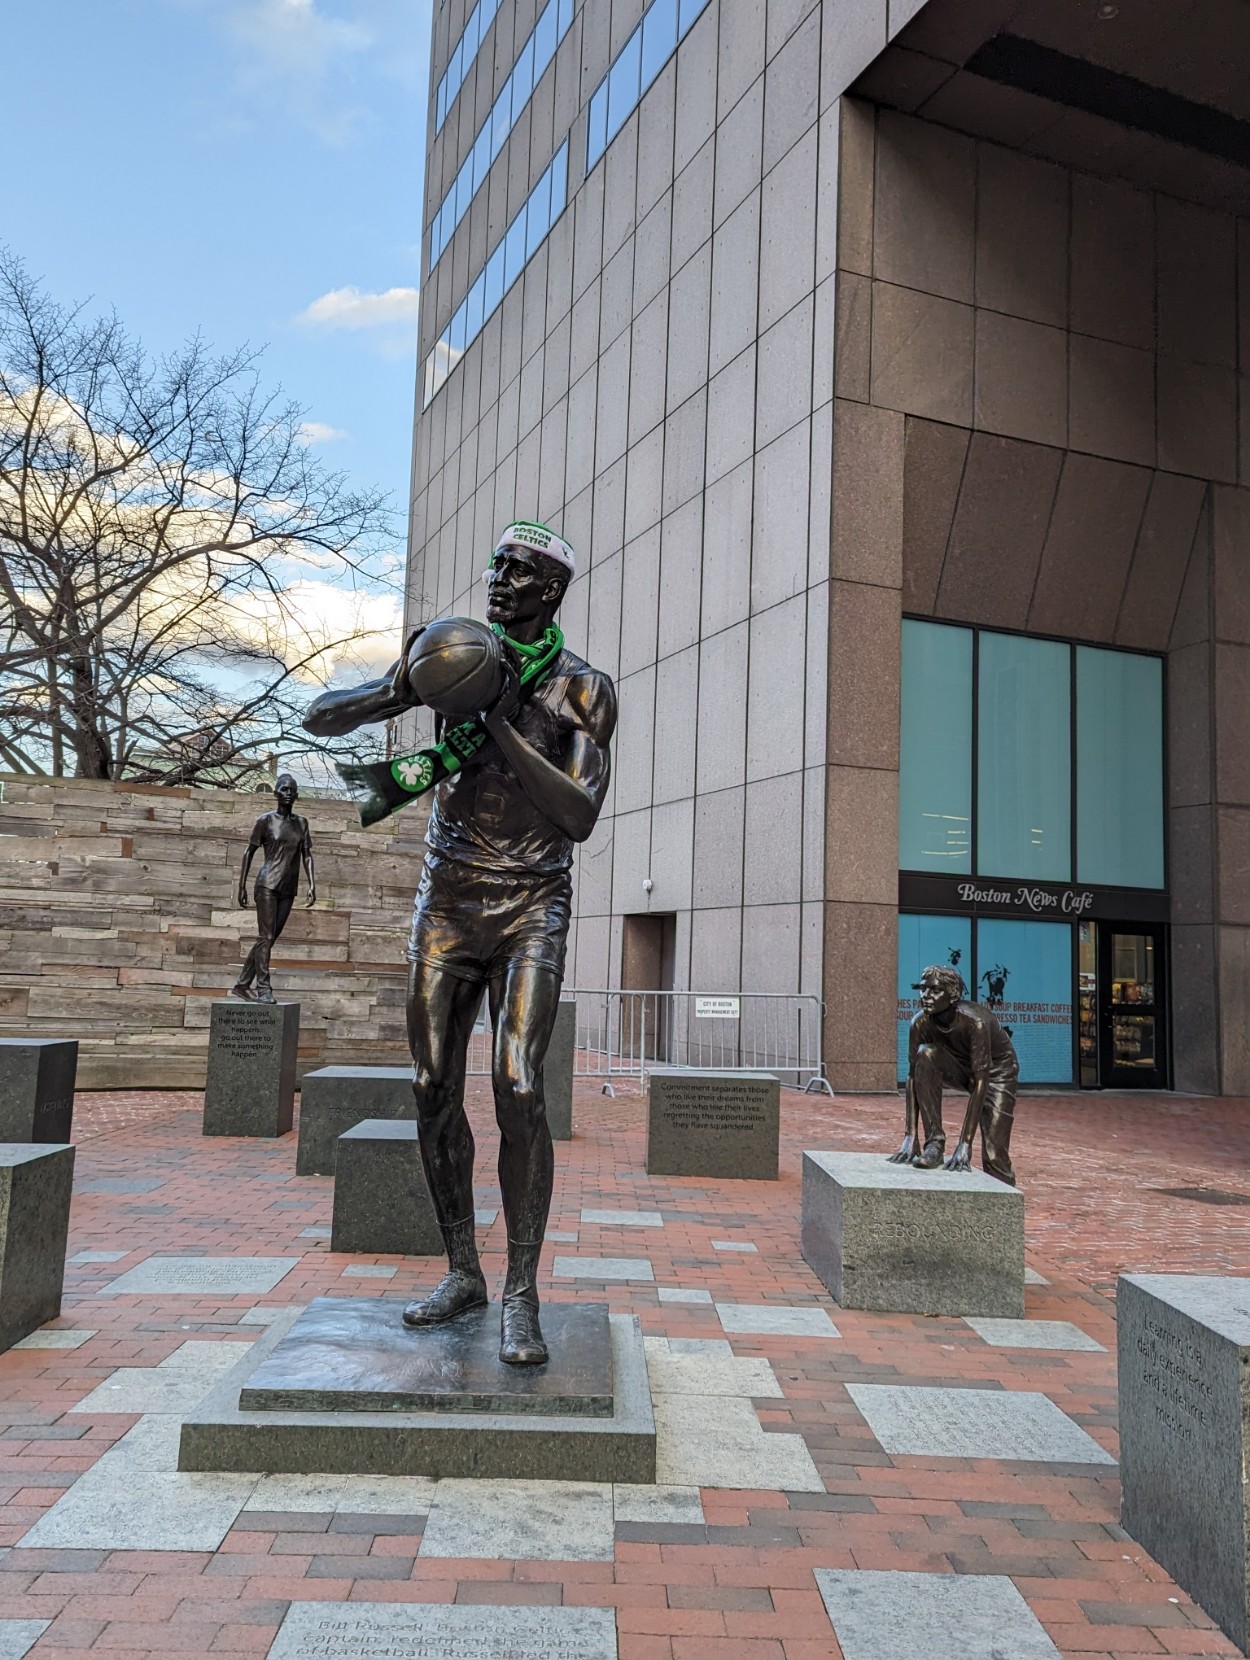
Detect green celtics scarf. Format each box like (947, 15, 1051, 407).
(337, 623, 564, 828)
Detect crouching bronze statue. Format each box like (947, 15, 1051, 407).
(890, 964, 1019, 1186)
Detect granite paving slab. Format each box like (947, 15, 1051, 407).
(13, 1328, 95, 1349)
(547, 1230, 578, 1242)
(0, 1622, 50, 1660)
(716, 1302, 840, 1338)
(475, 1207, 499, 1226)
(815, 1568, 1062, 1659)
(103, 1414, 186, 1471)
(612, 1483, 704, 1524)
(70, 1250, 128, 1263)
(300, 1226, 332, 1239)
(653, 1393, 824, 1491)
(847, 1384, 1116, 1463)
(75, 1177, 164, 1194)
(19, 1465, 258, 1549)
(418, 1477, 614, 1560)
(69, 1367, 231, 1416)
(341, 1264, 397, 1279)
(658, 1287, 712, 1304)
(245, 1473, 437, 1514)
(644, 1335, 781, 1398)
(1025, 1267, 1050, 1285)
(581, 1208, 662, 1227)
(239, 1306, 285, 1324)
(269, 1603, 617, 1660)
(712, 1239, 757, 1251)
(965, 1317, 1104, 1350)
(100, 1255, 299, 1295)
(553, 1255, 654, 1281)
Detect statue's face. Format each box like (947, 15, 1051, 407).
(920, 978, 958, 1017)
(485, 545, 563, 628)
(274, 778, 298, 810)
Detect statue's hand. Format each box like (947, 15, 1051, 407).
(944, 1141, 973, 1173)
(388, 629, 425, 706)
(481, 650, 521, 733)
(237, 888, 249, 909)
(887, 1135, 917, 1165)
(305, 887, 317, 908)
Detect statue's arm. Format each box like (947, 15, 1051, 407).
(887, 1019, 921, 1162)
(237, 816, 265, 906)
(303, 633, 426, 738)
(483, 669, 617, 843)
(301, 819, 317, 906)
(947, 1019, 989, 1168)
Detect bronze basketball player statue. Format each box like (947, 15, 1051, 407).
(889, 963, 1019, 1186)
(303, 522, 616, 1366)
(231, 773, 316, 1004)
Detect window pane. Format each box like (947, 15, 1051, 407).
(483, 245, 505, 318)
(436, 80, 446, 129)
(549, 141, 568, 219)
(897, 914, 972, 1082)
(977, 632, 1071, 881)
(512, 37, 535, 114)
(503, 211, 528, 290)
(1076, 646, 1164, 888)
(533, 0, 557, 78)
(449, 39, 463, 96)
(448, 301, 467, 357)
(491, 86, 510, 155)
(899, 619, 972, 873)
(607, 27, 642, 141)
(587, 82, 608, 168)
(558, 0, 574, 36)
(974, 918, 1073, 1084)
(464, 271, 486, 345)
(455, 160, 473, 219)
(471, 129, 490, 193)
(525, 167, 551, 257)
(641, 0, 678, 90)
(679, 0, 710, 33)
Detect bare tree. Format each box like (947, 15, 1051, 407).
(0, 248, 399, 786)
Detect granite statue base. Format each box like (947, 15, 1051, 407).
(179, 1302, 656, 1481)
(645, 1068, 779, 1180)
(331, 1120, 441, 1256)
(297, 1066, 415, 1176)
(202, 1001, 298, 1138)
(0, 1038, 77, 1142)
(801, 1150, 1024, 1317)
(544, 996, 575, 1142)
(0, 1143, 76, 1352)
(1119, 1274, 1250, 1654)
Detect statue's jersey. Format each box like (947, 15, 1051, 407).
(424, 648, 601, 880)
(908, 1000, 1019, 1084)
(247, 811, 312, 895)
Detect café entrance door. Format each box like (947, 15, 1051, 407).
(1079, 923, 1168, 1089)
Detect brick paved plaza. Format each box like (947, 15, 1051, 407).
(0, 1083, 1244, 1658)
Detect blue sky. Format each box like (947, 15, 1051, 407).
(7, 0, 432, 560)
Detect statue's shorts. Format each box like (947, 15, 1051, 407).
(406, 855, 572, 986)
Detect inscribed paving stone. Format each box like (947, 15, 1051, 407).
(13, 1328, 95, 1350)
(658, 1286, 712, 1304)
(418, 1478, 614, 1561)
(70, 1250, 127, 1263)
(75, 1177, 164, 1194)
(716, 1303, 841, 1338)
(19, 1467, 257, 1550)
(341, 1264, 397, 1279)
(711, 1239, 757, 1252)
(654, 1393, 824, 1491)
(300, 1226, 332, 1239)
(613, 1484, 704, 1524)
(965, 1317, 1104, 1351)
(553, 1255, 654, 1282)
(269, 1603, 617, 1660)
(815, 1568, 1062, 1660)
(847, 1384, 1116, 1464)
(246, 1473, 437, 1514)
(645, 1336, 781, 1398)
(0, 1622, 50, 1660)
(100, 1255, 299, 1295)
(581, 1208, 663, 1228)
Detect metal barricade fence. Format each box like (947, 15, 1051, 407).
(465, 989, 831, 1096)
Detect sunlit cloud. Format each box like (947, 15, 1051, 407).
(298, 285, 421, 329)
(297, 420, 349, 444)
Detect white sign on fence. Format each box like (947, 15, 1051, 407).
(694, 996, 740, 1020)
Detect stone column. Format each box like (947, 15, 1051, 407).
(1211, 487, 1250, 1092)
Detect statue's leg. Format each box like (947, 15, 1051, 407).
(253, 890, 294, 1001)
(402, 958, 489, 1328)
(489, 959, 561, 1366)
(910, 1044, 948, 1168)
(979, 1081, 1017, 1186)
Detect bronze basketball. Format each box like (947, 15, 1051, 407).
(406, 616, 504, 717)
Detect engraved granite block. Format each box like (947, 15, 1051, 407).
(269, 1601, 617, 1660)
(331, 1120, 441, 1256)
(645, 1069, 779, 1180)
(202, 1001, 298, 1138)
(545, 996, 576, 1142)
(801, 1151, 1024, 1317)
(1119, 1274, 1250, 1653)
(0, 1039, 77, 1142)
(297, 1066, 415, 1175)
(0, 1144, 75, 1352)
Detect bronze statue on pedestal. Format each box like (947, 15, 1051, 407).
(231, 773, 316, 1004)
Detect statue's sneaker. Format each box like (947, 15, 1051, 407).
(499, 1297, 547, 1366)
(228, 984, 256, 1001)
(911, 1137, 945, 1169)
(402, 1270, 488, 1327)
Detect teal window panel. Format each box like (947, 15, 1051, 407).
(899, 619, 972, 873)
(897, 914, 973, 1082)
(974, 918, 1073, 1084)
(977, 631, 1071, 882)
(1076, 647, 1164, 889)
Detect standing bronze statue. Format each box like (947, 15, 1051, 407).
(303, 521, 616, 1366)
(890, 963, 1019, 1186)
(231, 773, 316, 1004)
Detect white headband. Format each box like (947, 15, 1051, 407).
(494, 520, 576, 578)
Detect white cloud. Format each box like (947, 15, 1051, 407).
(230, 0, 371, 76)
(297, 420, 349, 444)
(298, 285, 421, 330)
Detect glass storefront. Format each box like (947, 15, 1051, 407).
(898, 621, 1168, 1089)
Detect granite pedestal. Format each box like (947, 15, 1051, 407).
(331, 1120, 440, 1257)
(802, 1151, 1024, 1317)
(1119, 1274, 1250, 1653)
(544, 996, 576, 1141)
(0, 1039, 77, 1142)
(179, 1300, 656, 1481)
(645, 1068, 779, 1180)
(297, 1066, 415, 1176)
(202, 1001, 298, 1138)
(0, 1143, 76, 1352)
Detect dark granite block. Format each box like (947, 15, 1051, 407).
(1119, 1274, 1250, 1654)
(0, 1039, 77, 1142)
(331, 1120, 440, 1256)
(297, 1066, 415, 1176)
(203, 1002, 298, 1138)
(801, 1150, 1024, 1317)
(645, 1069, 779, 1180)
(240, 1297, 613, 1416)
(544, 997, 575, 1142)
(0, 1143, 75, 1352)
